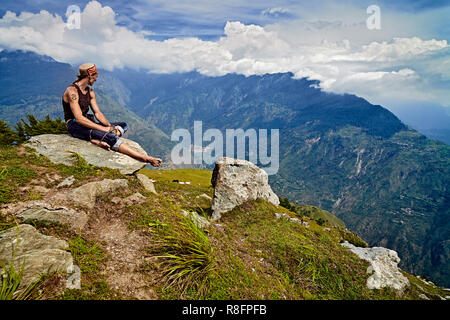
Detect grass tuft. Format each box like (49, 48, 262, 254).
(0, 224, 41, 300)
(150, 213, 213, 296)
(0, 261, 41, 300)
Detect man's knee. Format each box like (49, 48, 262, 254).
(111, 137, 124, 151)
(113, 122, 128, 136)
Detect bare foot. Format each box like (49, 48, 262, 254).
(91, 139, 110, 151)
(145, 156, 162, 167)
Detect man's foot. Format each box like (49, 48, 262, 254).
(144, 156, 162, 167)
(90, 139, 110, 150)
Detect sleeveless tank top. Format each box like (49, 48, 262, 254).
(62, 82, 91, 122)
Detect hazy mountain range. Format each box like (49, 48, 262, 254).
(386, 102, 450, 145)
(0, 50, 449, 287)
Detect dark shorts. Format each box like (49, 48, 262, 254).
(66, 114, 128, 151)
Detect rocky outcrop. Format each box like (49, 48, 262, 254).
(210, 157, 279, 220)
(50, 179, 129, 209)
(0, 224, 73, 290)
(11, 201, 88, 232)
(341, 241, 410, 293)
(26, 134, 148, 175)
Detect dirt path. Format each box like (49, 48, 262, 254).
(83, 206, 158, 300)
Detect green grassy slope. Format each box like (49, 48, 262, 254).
(1, 145, 447, 300)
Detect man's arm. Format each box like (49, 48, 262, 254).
(66, 87, 111, 132)
(90, 89, 121, 136)
(89, 89, 111, 126)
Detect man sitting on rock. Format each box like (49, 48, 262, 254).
(62, 63, 161, 167)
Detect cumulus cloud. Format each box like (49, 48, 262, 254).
(0, 0, 448, 106)
(335, 37, 448, 62)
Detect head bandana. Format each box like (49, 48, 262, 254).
(78, 63, 98, 77)
(87, 65, 98, 76)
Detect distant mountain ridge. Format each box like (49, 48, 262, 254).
(0, 50, 449, 287)
(108, 69, 450, 287)
(386, 103, 450, 145)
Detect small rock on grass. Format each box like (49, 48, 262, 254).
(136, 174, 157, 194)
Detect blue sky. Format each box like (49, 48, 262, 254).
(1, 0, 449, 40)
(0, 0, 449, 109)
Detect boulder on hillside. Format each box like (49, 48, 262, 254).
(50, 179, 129, 209)
(341, 241, 410, 293)
(19, 206, 88, 232)
(3, 200, 89, 232)
(25, 134, 148, 175)
(0, 224, 73, 291)
(210, 157, 280, 220)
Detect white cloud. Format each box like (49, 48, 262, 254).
(0, 0, 448, 106)
(334, 37, 448, 62)
(261, 7, 292, 17)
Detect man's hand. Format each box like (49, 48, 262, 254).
(101, 126, 118, 135)
(103, 126, 122, 137)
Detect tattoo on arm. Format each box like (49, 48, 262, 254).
(71, 93, 77, 101)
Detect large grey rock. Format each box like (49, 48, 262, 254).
(341, 241, 410, 293)
(210, 157, 280, 220)
(25, 134, 147, 175)
(0, 224, 73, 290)
(13, 201, 88, 232)
(51, 179, 129, 209)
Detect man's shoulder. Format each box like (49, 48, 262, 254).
(64, 85, 77, 95)
(63, 86, 78, 102)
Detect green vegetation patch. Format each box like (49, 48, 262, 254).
(135, 168, 214, 219)
(0, 144, 125, 205)
(294, 204, 346, 228)
(208, 199, 398, 300)
(69, 236, 107, 275)
(0, 146, 38, 204)
(61, 236, 117, 300)
(279, 197, 345, 228)
(140, 168, 213, 187)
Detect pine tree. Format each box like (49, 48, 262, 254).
(0, 114, 67, 146)
(0, 120, 18, 146)
(14, 114, 66, 141)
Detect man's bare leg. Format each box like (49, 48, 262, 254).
(117, 142, 162, 167)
